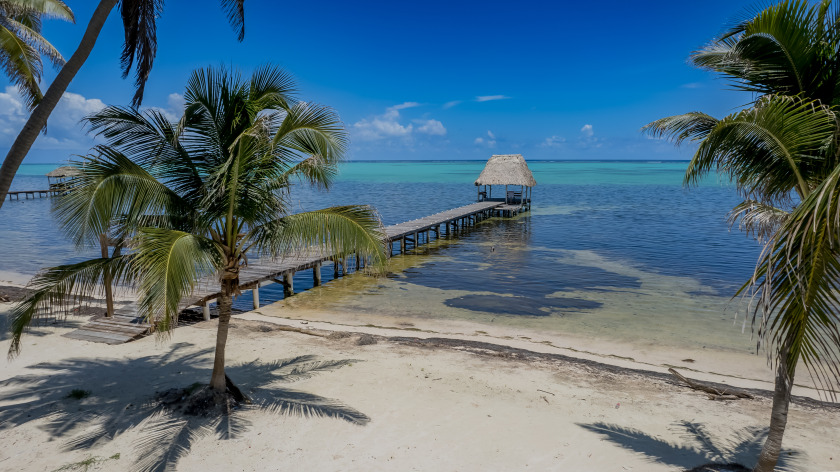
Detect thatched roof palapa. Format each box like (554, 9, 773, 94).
(46, 166, 81, 178)
(474, 154, 536, 187)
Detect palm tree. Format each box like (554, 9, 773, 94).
(0, 0, 246, 208)
(644, 1, 840, 471)
(8, 64, 387, 402)
(0, 0, 74, 108)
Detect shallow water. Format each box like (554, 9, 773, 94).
(2, 161, 762, 353)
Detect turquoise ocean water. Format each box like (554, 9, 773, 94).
(2, 161, 761, 353)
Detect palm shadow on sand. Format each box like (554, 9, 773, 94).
(578, 421, 804, 472)
(0, 342, 369, 472)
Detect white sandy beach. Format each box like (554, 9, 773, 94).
(1, 296, 839, 472)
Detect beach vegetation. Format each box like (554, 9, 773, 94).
(0, 0, 247, 208)
(53, 453, 120, 472)
(7, 64, 386, 406)
(66, 388, 91, 399)
(0, 0, 73, 108)
(645, 1, 840, 471)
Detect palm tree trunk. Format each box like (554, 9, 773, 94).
(0, 0, 119, 208)
(99, 233, 114, 317)
(209, 279, 236, 392)
(754, 350, 793, 472)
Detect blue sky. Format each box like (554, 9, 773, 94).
(1, 0, 762, 163)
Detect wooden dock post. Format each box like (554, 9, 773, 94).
(283, 272, 294, 297)
(334, 258, 340, 277)
(355, 253, 361, 271)
(314, 261, 322, 286)
(253, 284, 260, 309)
(400, 237, 406, 253)
(202, 302, 211, 321)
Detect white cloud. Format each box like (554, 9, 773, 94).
(390, 101, 420, 111)
(416, 119, 446, 136)
(0, 86, 105, 148)
(580, 124, 594, 137)
(474, 130, 496, 147)
(150, 92, 187, 122)
(0, 86, 185, 159)
(681, 82, 702, 89)
(541, 135, 566, 148)
(353, 103, 446, 141)
(476, 95, 510, 102)
(0, 87, 25, 117)
(46, 91, 106, 132)
(443, 100, 462, 109)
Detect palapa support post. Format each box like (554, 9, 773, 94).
(313, 261, 322, 286)
(283, 272, 294, 297)
(252, 284, 260, 309)
(356, 252, 361, 271)
(202, 302, 211, 321)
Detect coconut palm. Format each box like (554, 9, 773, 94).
(0, 0, 74, 108)
(8, 64, 387, 401)
(644, 1, 840, 471)
(0, 0, 246, 208)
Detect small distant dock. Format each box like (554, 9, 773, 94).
(7, 166, 80, 201)
(6, 189, 59, 200)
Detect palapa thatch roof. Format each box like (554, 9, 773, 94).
(474, 154, 536, 187)
(46, 166, 81, 178)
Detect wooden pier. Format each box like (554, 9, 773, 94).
(6, 189, 59, 200)
(66, 200, 528, 344)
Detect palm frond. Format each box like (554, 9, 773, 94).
(0, 20, 42, 108)
(690, 0, 838, 102)
(219, 0, 245, 41)
(7, 255, 136, 357)
(52, 149, 191, 247)
(742, 163, 840, 398)
(642, 112, 719, 146)
(3, 14, 64, 66)
(134, 229, 222, 332)
(687, 95, 836, 201)
(1, 0, 74, 21)
(272, 101, 348, 166)
(119, 0, 164, 107)
(249, 205, 386, 269)
(727, 199, 791, 243)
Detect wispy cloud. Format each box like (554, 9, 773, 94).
(541, 135, 566, 148)
(474, 130, 496, 148)
(475, 95, 510, 102)
(681, 82, 702, 89)
(443, 100, 462, 109)
(391, 101, 421, 110)
(580, 124, 594, 137)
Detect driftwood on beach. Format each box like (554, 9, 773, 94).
(668, 368, 754, 400)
